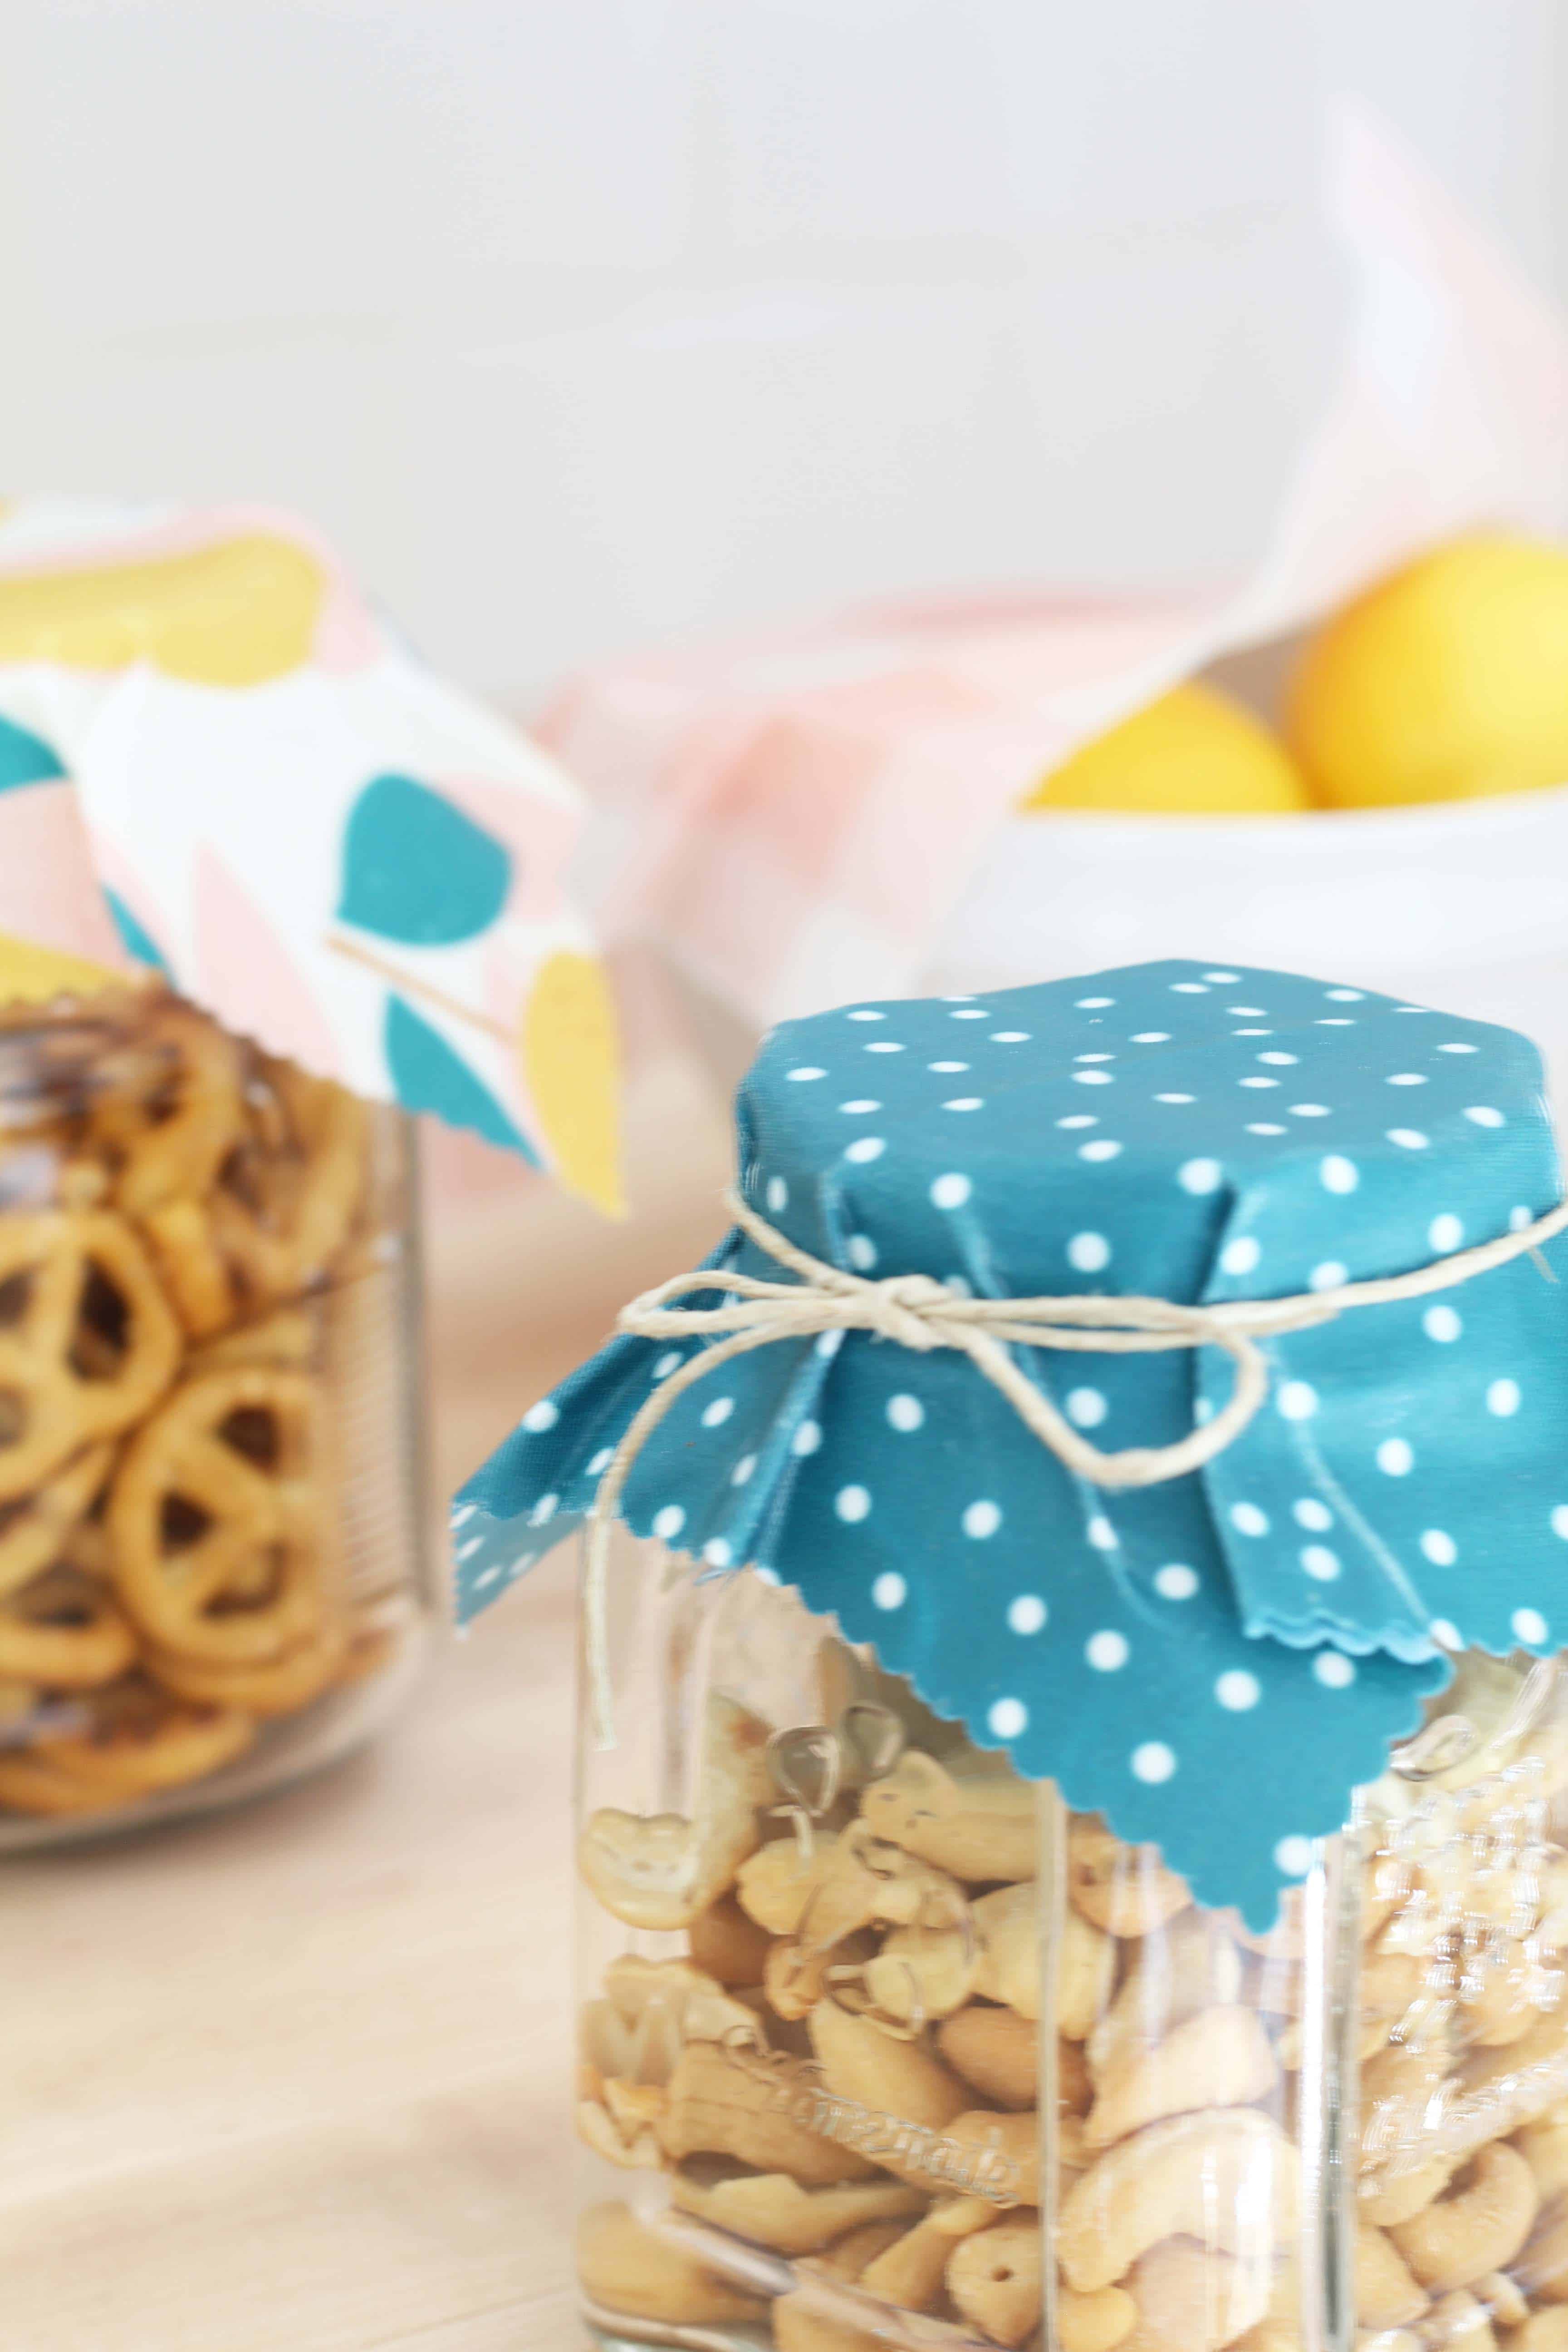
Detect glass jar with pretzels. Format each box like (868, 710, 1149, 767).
(0, 984, 427, 1841)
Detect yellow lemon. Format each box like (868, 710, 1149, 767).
(1286, 532, 1568, 808)
(519, 949, 625, 1216)
(1019, 680, 1310, 817)
(0, 534, 324, 688)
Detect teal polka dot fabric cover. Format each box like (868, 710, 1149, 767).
(451, 960, 1568, 1926)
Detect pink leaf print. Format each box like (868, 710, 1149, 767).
(195, 846, 342, 1078)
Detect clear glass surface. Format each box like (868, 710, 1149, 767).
(0, 986, 430, 1843)
(575, 1531, 1568, 2352)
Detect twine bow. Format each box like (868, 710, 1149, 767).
(583, 1184, 1568, 1741)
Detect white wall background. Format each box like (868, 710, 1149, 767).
(0, 1, 1561, 704)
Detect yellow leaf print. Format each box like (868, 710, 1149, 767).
(520, 951, 625, 1216)
(0, 534, 324, 688)
(0, 932, 132, 1009)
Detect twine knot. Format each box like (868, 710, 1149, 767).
(578, 1181, 1568, 1744)
(861, 1270, 953, 1347)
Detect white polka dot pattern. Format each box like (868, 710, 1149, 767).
(456, 957, 1568, 1938)
(1154, 1563, 1198, 1599)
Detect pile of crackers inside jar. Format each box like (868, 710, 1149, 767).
(1349, 1652, 1568, 2352)
(0, 985, 395, 1825)
(576, 1636, 1568, 2352)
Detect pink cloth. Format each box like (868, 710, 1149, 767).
(543, 103, 1568, 1029)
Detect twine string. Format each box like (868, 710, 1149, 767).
(583, 1185, 1568, 1742)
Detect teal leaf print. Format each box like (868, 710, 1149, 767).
(0, 714, 66, 792)
(102, 889, 170, 973)
(338, 773, 511, 946)
(383, 993, 538, 1160)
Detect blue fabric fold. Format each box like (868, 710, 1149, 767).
(451, 959, 1568, 1923)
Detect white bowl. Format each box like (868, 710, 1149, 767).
(923, 784, 1568, 1103)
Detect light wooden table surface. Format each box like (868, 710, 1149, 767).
(0, 1060, 735, 2352)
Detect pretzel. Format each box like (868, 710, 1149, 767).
(0, 1676, 35, 1729)
(55, 1161, 111, 1213)
(0, 1746, 129, 1815)
(187, 1306, 317, 1374)
(91, 1000, 244, 1218)
(141, 1197, 238, 1338)
(0, 993, 401, 1821)
(0, 1563, 137, 1688)
(0, 1441, 113, 1597)
(4, 1676, 252, 1801)
(210, 1060, 369, 1305)
(146, 1611, 349, 1717)
(0, 1212, 181, 1498)
(107, 1367, 332, 1663)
